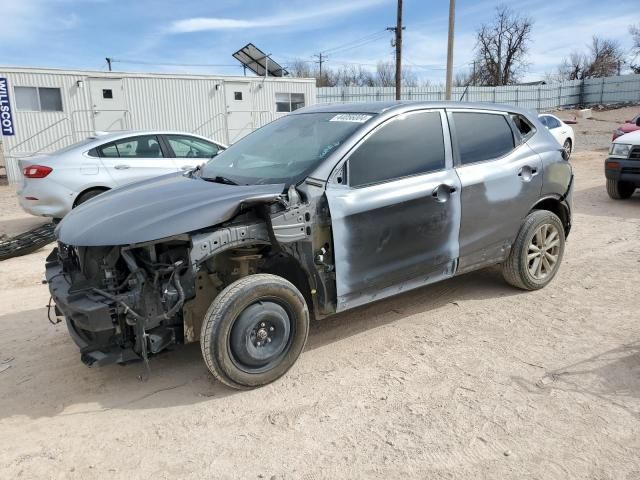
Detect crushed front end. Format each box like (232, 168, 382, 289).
(46, 238, 195, 368)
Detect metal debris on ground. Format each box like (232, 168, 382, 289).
(0, 223, 55, 261)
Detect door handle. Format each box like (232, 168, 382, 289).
(114, 164, 130, 170)
(431, 184, 457, 202)
(180, 165, 192, 171)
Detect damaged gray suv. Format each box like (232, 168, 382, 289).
(46, 102, 573, 389)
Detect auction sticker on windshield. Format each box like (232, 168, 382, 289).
(329, 113, 373, 123)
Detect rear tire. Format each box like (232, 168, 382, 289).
(606, 179, 635, 200)
(562, 139, 572, 159)
(502, 210, 565, 291)
(200, 274, 309, 390)
(74, 188, 108, 207)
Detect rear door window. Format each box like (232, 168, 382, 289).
(452, 112, 515, 165)
(348, 111, 446, 187)
(98, 135, 164, 158)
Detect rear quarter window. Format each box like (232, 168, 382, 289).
(453, 112, 515, 165)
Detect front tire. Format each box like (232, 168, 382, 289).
(200, 274, 310, 389)
(606, 179, 635, 200)
(502, 210, 565, 291)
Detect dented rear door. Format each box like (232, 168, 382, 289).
(326, 109, 461, 312)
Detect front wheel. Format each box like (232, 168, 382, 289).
(606, 179, 635, 200)
(502, 210, 566, 291)
(200, 274, 309, 389)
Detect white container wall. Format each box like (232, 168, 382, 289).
(0, 67, 316, 184)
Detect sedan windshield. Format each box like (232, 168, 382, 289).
(201, 112, 374, 185)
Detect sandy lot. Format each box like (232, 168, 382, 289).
(0, 107, 639, 480)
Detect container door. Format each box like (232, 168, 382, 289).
(89, 78, 127, 132)
(224, 81, 252, 143)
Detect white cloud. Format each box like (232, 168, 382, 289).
(169, 0, 389, 33)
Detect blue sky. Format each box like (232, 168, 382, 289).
(0, 0, 636, 83)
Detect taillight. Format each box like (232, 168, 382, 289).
(23, 165, 52, 178)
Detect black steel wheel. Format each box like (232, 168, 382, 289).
(200, 274, 309, 389)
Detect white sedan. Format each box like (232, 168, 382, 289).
(18, 131, 226, 219)
(538, 114, 575, 159)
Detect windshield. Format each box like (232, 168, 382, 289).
(201, 112, 374, 185)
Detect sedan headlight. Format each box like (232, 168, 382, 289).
(609, 143, 631, 157)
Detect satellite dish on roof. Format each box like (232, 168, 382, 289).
(232, 43, 288, 77)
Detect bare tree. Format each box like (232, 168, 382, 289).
(558, 36, 624, 80)
(629, 24, 640, 73)
(454, 70, 472, 87)
(473, 5, 533, 86)
(585, 36, 623, 77)
(558, 51, 589, 80)
(376, 61, 395, 87)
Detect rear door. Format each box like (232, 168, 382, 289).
(449, 110, 543, 273)
(97, 134, 179, 186)
(326, 110, 461, 311)
(163, 134, 224, 172)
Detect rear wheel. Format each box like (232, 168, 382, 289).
(562, 139, 572, 159)
(200, 274, 309, 389)
(74, 188, 108, 207)
(502, 210, 565, 291)
(606, 179, 635, 200)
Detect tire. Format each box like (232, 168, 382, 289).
(502, 210, 565, 291)
(200, 274, 310, 389)
(606, 179, 635, 200)
(74, 188, 108, 207)
(562, 139, 572, 159)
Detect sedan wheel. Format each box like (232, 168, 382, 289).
(562, 139, 572, 159)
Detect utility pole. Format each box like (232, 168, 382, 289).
(313, 53, 326, 87)
(105, 57, 113, 72)
(387, 0, 403, 100)
(472, 60, 476, 86)
(444, 0, 456, 100)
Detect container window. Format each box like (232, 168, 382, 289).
(276, 93, 306, 112)
(234, 91, 243, 101)
(102, 89, 113, 99)
(39, 88, 63, 111)
(14, 87, 39, 111)
(14, 86, 63, 112)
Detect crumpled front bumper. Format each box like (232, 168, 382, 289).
(45, 248, 139, 366)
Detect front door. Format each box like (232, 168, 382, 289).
(96, 134, 179, 186)
(89, 78, 127, 132)
(326, 110, 461, 311)
(224, 81, 252, 143)
(449, 110, 543, 272)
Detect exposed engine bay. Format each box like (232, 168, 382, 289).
(46, 184, 336, 373)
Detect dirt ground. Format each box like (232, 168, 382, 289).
(0, 107, 639, 480)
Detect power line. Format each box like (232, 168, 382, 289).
(320, 30, 388, 55)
